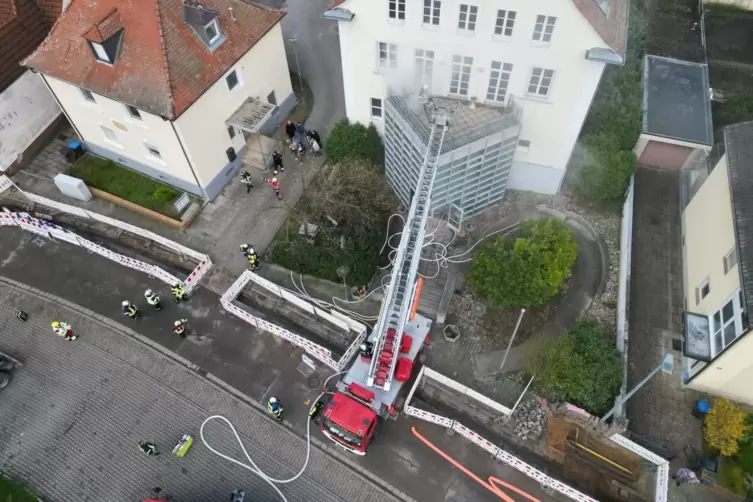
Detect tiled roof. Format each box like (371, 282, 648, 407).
(327, 0, 629, 57)
(23, 0, 285, 119)
(724, 121, 753, 315)
(0, 0, 50, 93)
(571, 0, 629, 57)
(36, 0, 63, 27)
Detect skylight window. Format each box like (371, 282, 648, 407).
(85, 10, 124, 65)
(92, 42, 111, 63)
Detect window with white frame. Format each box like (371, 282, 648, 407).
(486, 61, 512, 102)
(226, 69, 240, 90)
(458, 4, 477, 31)
(711, 293, 744, 356)
(450, 55, 472, 96)
(126, 105, 142, 120)
(144, 143, 162, 159)
(423, 0, 441, 26)
(724, 248, 738, 274)
(91, 42, 111, 63)
(415, 49, 434, 86)
(100, 126, 119, 145)
(494, 9, 516, 37)
(81, 88, 96, 103)
(205, 18, 221, 44)
(518, 139, 531, 151)
(527, 67, 554, 98)
(377, 42, 397, 69)
(532, 15, 556, 43)
(371, 98, 383, 118)
(388, 0, 405, 20)
(695, 279, 710, 305)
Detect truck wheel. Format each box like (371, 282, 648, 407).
(0, 371, 11, 390)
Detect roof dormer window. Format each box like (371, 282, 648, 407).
(182, 1, 225, 51)
(205, 18, 220, 44)
(84, 10, 124, 65)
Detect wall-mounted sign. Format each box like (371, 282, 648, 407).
(684, 311, 712, 362)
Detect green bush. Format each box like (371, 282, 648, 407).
(325, 119, 384, 168)
(269, 160, 396, 284)
(70, 155, 181, 216)
(576, 133, 637, 202)
(153, 186, 175, 203)
(526, 319, 622, 415)
(581, 1, 645, 150)
(466, 219, 579, 309)
(0, 476, 38, 502)
(719, 461, 747, 496)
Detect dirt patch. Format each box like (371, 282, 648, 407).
(445, 288, 558, 353)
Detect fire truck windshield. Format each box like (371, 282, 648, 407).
(323, 418, 363, 447)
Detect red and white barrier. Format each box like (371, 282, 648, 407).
(221, 271, 365, 371)
(2, 193, 212, 292)
(609, 433, 669, 502)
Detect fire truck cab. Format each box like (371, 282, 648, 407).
(320, 314, 430, 454)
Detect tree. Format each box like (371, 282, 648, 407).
(705, 398, 751, 456)
(325, 119, 384, 168)
(466, 219, 579, 309)
(526, 319, 622, 415)
(576, 133, 637, 202)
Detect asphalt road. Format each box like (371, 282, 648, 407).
(0, 227, 558, 502)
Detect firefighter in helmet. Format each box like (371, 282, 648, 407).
(145, 289, 162, 311)
(267, 397, 284, 421)
(122, 300, 139, 319)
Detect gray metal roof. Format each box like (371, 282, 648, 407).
(643, 55, 713, 146)
(724, 121, 753, 315)
(226, 97, 275, 132)
(387, 94, 520, 153)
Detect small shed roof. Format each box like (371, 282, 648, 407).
(642, 55, 713, 146)
(226, 97, 274, 132)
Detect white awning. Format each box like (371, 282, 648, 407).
(226, 98, 275, 132)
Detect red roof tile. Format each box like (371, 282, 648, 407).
(571, 0, 629, 57)
(35, 0, 63, 28)
(24, 0, 285, 119)
(0, 0, 49, 92)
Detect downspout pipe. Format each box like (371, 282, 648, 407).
(168, 119, 209, 201)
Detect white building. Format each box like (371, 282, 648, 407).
(24, 0, 294, 200)
(0, 0, 65, 172)
(325, 0, 628, 205)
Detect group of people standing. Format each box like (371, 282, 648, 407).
(285, 120, 321, 158)
(49, 284, 191, 342)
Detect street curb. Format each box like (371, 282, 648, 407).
(0, 275, 416, 502)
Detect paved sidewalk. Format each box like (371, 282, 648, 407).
(14, 122, 322, 280)
(0, 282, 401, 502)
(627, 168, 703, 460)
(0, 227, 561, 501)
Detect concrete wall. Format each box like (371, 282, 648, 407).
(688, 330, 753, 405)
(174, 23, 294, 199)
(336, 0, 608, 193)
(681, 154, 740, 316)
(242, 281, 353, 350)
(43, 74, 203, 197)
(704, 0, 753, 10)
(0, 71, 61, 171)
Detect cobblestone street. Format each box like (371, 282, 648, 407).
(0, 282, 403, 502)
(627, 168, 703, 460)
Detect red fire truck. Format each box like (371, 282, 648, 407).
(320, 317, 430, 454)
(320, 109, 450, 454)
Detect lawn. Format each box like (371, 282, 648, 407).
(70, 155, 182, 217)
(0, 476, 38, 502)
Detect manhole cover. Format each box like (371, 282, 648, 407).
(307, 375, 321, 389)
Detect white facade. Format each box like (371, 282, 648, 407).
(44, 24, 293, 200)
(334, 0, 613, 193)
(0, 71, 61, 171)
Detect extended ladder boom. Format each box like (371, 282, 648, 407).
(367, 114, 449, 390)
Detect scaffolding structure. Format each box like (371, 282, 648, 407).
(384, 93, 521, 225)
